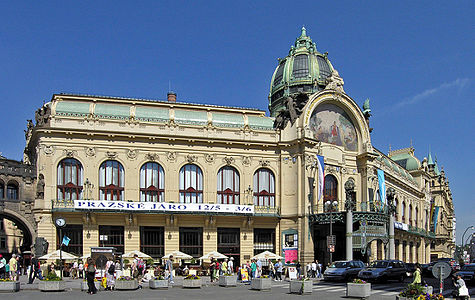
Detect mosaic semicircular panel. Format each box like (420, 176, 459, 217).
(309, 103, 358, 151)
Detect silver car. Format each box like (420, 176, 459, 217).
(323, 260, 365, 281)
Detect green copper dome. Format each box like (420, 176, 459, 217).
(268, 27, 334, 117)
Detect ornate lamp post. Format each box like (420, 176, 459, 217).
(325, 199, 338, 264)
(344, 179, 355, 261)
(386, 187, 396, 260)
(462, 226, 475, 255)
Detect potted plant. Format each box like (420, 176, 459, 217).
(250, 275, 271, 291)
(115, 276, 139, 290)
(0, 278, 20, 292)
(182, 274, 202, 288)
(396, 283, 444, 300)
(38, 272, 66, 292)
(81, 278, 101, 291)
(289, 277, 312, 295)
(346, 278, 371, 298)
(219, 272, 237, 287)
(149, 274, 169, 289)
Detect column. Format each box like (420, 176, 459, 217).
(389, 214, 395, 259)
(346, 210, 353, 260)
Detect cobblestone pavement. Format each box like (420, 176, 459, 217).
(6, 275, 474, 299)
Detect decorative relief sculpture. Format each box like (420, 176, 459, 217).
(36, 174, 45, 199)
(106, 151, 118, 159)
(273, 93, 309, 129)
(35, 103, 51, 126)
(242, 156, 251, 166)
(223, 156, 234, 165)
(85, 147, 96, 157)
(43, 145, 54, 155)
(145, 152, 158, 161)
(63, 149, 76, 158)
(344, 178, 356, 211)
(167, 151, 177, 162)
(186, 154, 197, 163)
(205, 154, 215, 163)
(127, 149, 138, 160)
(259, 159, 270, 167)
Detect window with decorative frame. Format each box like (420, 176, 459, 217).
(324, 175, 338, 212)
(140, 162, 165, 202)
(179, 227, 203, 258)
(179, 164, 203, 203)
(253, 168, 275, 207)
(57, 158, 83, 200)
(6, 182, 19, 200)
(140, 226, 164, 259)
(99, 160, 125, 200)
(217, 166, 240, 204)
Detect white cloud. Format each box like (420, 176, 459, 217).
(395, 78, 471, 108)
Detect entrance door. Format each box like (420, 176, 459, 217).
(217, 228, 240, 270)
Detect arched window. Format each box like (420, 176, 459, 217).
(0, 181, 4, 199)
(324, 175, 338, 202)
(99, 160, 124, 200)
(57, 158, 83, 200)
(140, 162, 164, 202)
(6, 182, 19, 200)
(253, 168, 275, 207)
(402, 201, 406, 222)
(217, 166, 240, 204)
(179, 164, 203, 203)
(409, 204, 413, 226)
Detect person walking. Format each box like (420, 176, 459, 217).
(296, 261, 301, 278)
(221, 258, 228, 275)
(227, 257, 234, 274)
(412, 263, 422, 286)
(209, 258, 216, 282)
(85, 257, 97, 294)
(105, 258, 116, 290)
(0, 254, 6, 279)
(256, 258, 262, 278)
(78, 261, 84, 278)
(28, 254, 39, 283)
(9, 254, 17, 281)
(268, 259, 275, 279)
(250, 259, 257, 279)
(165, 255, 174, 284)
(72, 260, 78, 279)
(275, 259, 283, 281)
(311, 260, 317, 278)
(452, 274, 470, 300)
(317, 260, 323, 278)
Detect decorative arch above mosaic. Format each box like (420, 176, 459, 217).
(309, 103, 358, 151)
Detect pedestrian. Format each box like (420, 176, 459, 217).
(221, 258, 228, 275)
(268, 259, 275, 279)
(72, 260, 78, 279)
(256, 258, 262, 278)
(0, 254, 6, 279)
(78, 261, 84, 278)
(274, 259, 283, 281)
(209, 258, 216, 282)
(317, 260, 323, 278)
(28, 254, 39, 284)
(105, 258, 116, 290)
(165, 255, 174, 284)
(412, 263, 421, 286)
(132, 254, 144, 284)
(296, 261, 301, 278)
(250, 259, 257, 279)
(86, 257, 97, 294)
(9, 254, 17, 281)
(452, 274, 469, 300)
(311, 260, 317, 278)
(228, 257, 234, 274)
(306, 262, 312, 278)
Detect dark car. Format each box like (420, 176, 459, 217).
(405, 263, 417, 277)
(358, 260, 406, 283)
(323, 260, 365, 281)
(457, 263, 475, 285)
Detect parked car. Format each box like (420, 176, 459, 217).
(457, 263, 475, 285)
(357, 260, 406, 283)
(323, 260, 365, 281)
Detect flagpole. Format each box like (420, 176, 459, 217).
(60, 228, 63, 279)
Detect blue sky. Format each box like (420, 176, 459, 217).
(1, 1, 474, 243)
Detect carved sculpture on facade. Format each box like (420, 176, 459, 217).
(386, 187, 396, 215)
(35, 103, 51, 126)
(106, 151, 117, 159)
(324, 69, 345, 94)
(242, 156, 251, 166)
(167, 151, 177, 162)
(223, 156, 234, 165)
(85, 147, 96, 157)
(205, 154, 215, 163)
(146, 153, 158, 161)
(273, 93, 309, 129)
(344, 178, 356, 211)
(186, 154, 197, 163)
(36, 173, 45, 199)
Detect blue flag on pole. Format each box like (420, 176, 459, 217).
(62, 236, 70, 246)
(377, 169, 386, 208)
(316, 155, 325, 202)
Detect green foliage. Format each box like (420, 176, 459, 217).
(146, 258, 154, 266)
(123, 259, 130, 265)
(398, 284, 424, 298)
(43, 271, 62, 281)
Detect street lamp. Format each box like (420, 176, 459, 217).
(462, 225, 475, 250)
(325, 200, 338, 264)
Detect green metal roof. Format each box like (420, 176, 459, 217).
(212, 112, 244, 128)
(392, 153, 420, 171)
(248, 115, 274, 130)
(174, 109, 207, 126)
(95, 103, 130, 120)
(56, 101, 90, 117)
(135, 106, 169, 122)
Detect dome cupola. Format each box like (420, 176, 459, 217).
(269, 27, 334, 117)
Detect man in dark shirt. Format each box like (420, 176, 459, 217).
(28, 254, 39, 284)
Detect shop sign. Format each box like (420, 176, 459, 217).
(74, 200, 254, 214)
(394, 222, 408, 231)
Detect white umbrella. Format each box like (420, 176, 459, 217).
(122, 250, 152, 259)
(39, 249, 78, 260)
(251, 251, 283, 260)
(199, 251, 228, 260)
(162, 250, 193, 260)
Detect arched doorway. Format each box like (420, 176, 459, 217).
(0, 208, 36, 254)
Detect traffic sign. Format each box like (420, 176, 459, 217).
(327, 235, 336, 247)
(329, 245, 335, 253)
(432, 262, 451, 280)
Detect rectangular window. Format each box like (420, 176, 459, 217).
(99, 225, 124, 254)
(292, 54, 309, 78)
(0, 237, 6, 249)
(140, 226, 164, 259)
(179, 227, 203, 258)
(284, 233, 298, 248)
(56, 224, 83, 256)
(254, 228, 275, 255)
